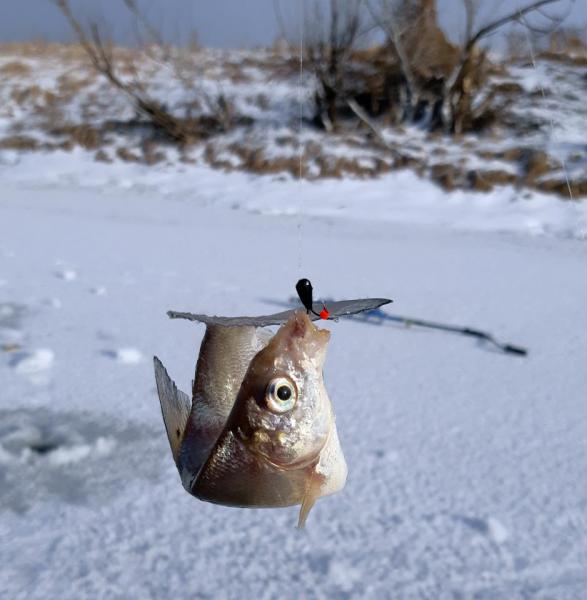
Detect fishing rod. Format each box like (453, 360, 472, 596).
(350, 309, 528, 356)
(294, 279, 527, 357)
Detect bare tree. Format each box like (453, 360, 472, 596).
(53, 0, 231, 143)
(367, 0, 455, 124)
(302, 0, 366, 131)
(367, 0, 567, 133)
(440, 0, 568, 133)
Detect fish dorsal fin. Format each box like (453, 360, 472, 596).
(167, 298, 392, 327)
(154, 356, 191, 465)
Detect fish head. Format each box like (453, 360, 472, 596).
(232, 310, 332, 469)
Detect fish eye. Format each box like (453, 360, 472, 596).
(265, 377, 297, 413)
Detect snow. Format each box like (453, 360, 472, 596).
(1, 161, 587, 598)
(54, 268, 78, 281)
(1, 45, 585, 203)
(487, 517, 510, 545)
(106, 347, 144, 365)
(2, 148, 586, 240)
(11, 348, 55, 374)
(90, 285, 107, 296)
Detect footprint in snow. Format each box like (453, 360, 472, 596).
(454, 514, 510, 545)
(54, 268, 77, 281)
(102, 347, 143, 365)
(10, 349, 55, 374)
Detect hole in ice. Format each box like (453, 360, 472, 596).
(0, 409, 165, 513)
(29, 441, 60, 455)
(0, 302, 26, 330)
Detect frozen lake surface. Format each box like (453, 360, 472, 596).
(1, 175, 586, 599)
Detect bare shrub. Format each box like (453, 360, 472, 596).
(94, 149, 112, 163)
(438, 0, 569, 134)
(56, 73, 96, 99)
(50, 124, 104, 150)
(0, 135, 40, 151)
(285, 0, 366, 131)
(0, 61, 31, 77)
(365, 0, 458, 124)
(116, 146, 141, 162)
(366, 0, 568, 134)
(53, 0, 233, 144)
(548, 27, 587, 56)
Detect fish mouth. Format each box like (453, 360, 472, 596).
(271, 311, 330, 362)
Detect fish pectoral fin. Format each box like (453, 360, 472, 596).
(154, 356, 191, 465)
(297, 470, 323, 529)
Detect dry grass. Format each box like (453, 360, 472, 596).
(0, 42, 583, 199)
(0, 61, 31, 77)
(9, 85, 60, 111)
(0, 42, 86, 60)
(50, 124, 104, 150)
(537, 51, 587, 67)
(94, 149, 112, 163)
(116, 146, 141, 163)
(0, 135, 40, 150)
(56, 72, 96, 98)
(538, 178, 587, 198)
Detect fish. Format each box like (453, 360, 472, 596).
(154, 310, 347, 527)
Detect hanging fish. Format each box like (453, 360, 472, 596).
(154, 294, 391, 527)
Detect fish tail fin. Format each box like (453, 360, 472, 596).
(154, 356, 191, 465)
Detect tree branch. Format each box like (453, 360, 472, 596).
(468, 0, 562, 48)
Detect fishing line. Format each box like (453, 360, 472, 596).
(297, 3, 305, 276)
(519, 10, 574, 201)
(294, 7, 331, 318)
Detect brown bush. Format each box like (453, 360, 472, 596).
(492, 81, 524, 96)
(0, 61, 31, 77)
(94, 149, 112, 163)
(500, 147, 525, 162)
(430, 163, 461, 191)
(316, 155, 392, 179)
(274, 135, 296, 147)
(0, 135, 39, 150)
(116, 147, 141, 162)
(537, 178, 586, 199)
(229, 145, 300, 177)
(468, 169, 517, 192)
(521, 148, 552, 183)
(51, 124, 104, 150)
(141, 140, 166, 165)
(56, 73, 96, 98)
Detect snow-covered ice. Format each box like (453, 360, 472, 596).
(90, 286, 107, 296)
(1, 164, 586, 599)
(105, 347, 144, 365)
(11, 348, 54, 374)
(54, 268, 78, 281)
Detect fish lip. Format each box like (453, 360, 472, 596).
(276, 310, 330, 360)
